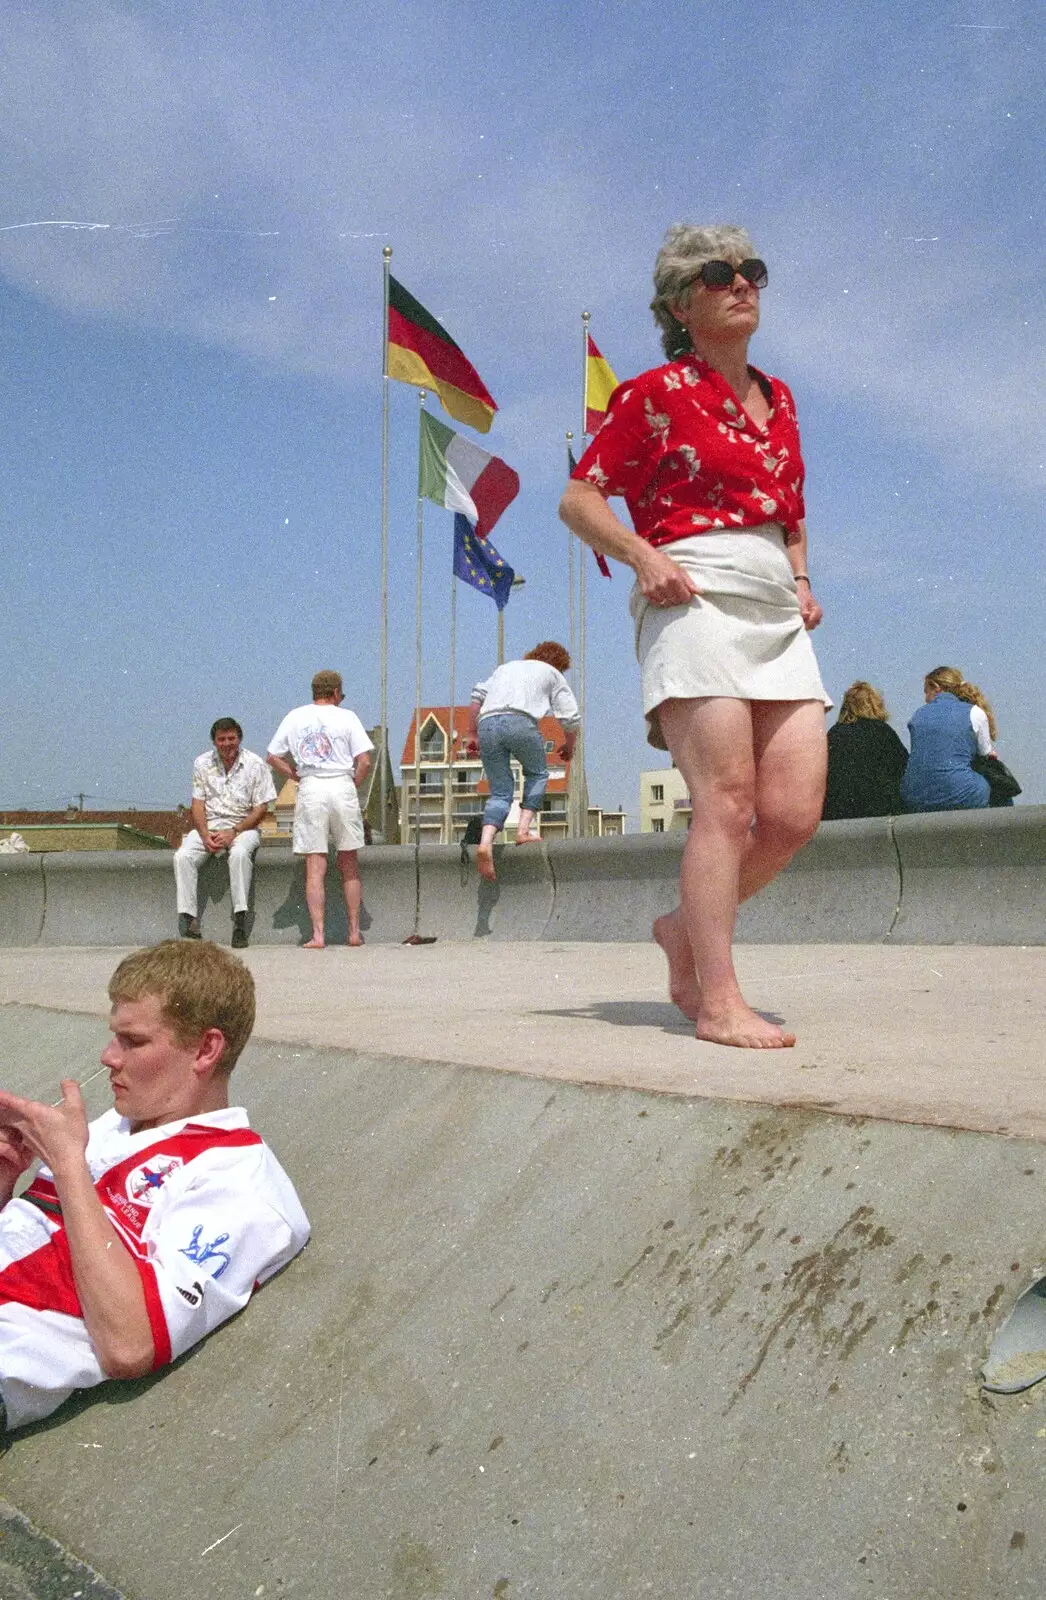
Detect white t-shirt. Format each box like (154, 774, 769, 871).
(268, 703, 375, 779)
(471, 660, 581, 728)
(0, 1106, 310, 1430)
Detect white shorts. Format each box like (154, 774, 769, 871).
(292, 775, 365, 855)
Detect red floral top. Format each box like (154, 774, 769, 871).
(572, 355, 806, 544)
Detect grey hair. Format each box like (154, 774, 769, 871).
(650, 223, 759, 359)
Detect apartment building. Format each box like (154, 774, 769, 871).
(638, 766, 691, 832)
(399, 707, 571, 845)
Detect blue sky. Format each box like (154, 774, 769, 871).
(1, 0, 1042, 817)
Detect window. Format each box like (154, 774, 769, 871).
(651, 784, 664, 803)
(419, 726, 445, 761)
(545, 740, 555, 753)
(652, 818, 664, 833)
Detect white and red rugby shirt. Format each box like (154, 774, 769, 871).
(0, 1105, 310, 1429)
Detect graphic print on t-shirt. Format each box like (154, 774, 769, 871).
(299, 727, 334, 764)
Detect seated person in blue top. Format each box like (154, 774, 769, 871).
(822, 681, 908, 820)
(900, 665, 1006, 812)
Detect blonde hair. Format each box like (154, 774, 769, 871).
(837, 681, 889, 724)
(925, 666, 997, 741)
(108, 940, 256, 1076)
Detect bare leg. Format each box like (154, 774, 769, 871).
(657, 698, 824, 1048)
(303, 854, 327, 948)
(476, 822, 498, 882)
(653, 907, 702, 1020)
(515, 808, 539, 843)
(336, 850, 363, 945)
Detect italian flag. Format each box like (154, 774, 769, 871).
(387, 276, 498, 434)
(585, 333, 618, 435)
(419, 409, 519, 539)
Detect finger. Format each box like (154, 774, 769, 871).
(60, 1079, 86, 1115)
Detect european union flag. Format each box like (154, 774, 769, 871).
(452, 513, 514, 611)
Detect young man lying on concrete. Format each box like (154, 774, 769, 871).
(0, 940, 309, 1431)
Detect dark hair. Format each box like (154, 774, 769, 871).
(210, 717, 243, 741)
(525, 641, 571, 673)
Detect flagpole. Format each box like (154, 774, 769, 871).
(413, 390, 426, 934)
(379, 244, 392, 841)
(448, 563, 457, 842)
(577, 311, 591, 838)
(566, 429, 577, 675)
(564, 428, 579, 839)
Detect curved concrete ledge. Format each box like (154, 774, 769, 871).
(0, 853, 46, 945)
(542, 833, 680, 941)
(737, 814, 900, 944)
(892, 806, 1046, 945)
(1, 805, 1044, 947)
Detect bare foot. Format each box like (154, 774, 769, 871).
(652, 912, 701, 1021)
(348, 932, 364, 947)
(303, 937, 326, 950)
(515, 833, 540, 845)
(695, 1002, 796, 1050)
(476, 844, 496, 882)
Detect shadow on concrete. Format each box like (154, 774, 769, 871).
(270, 852, 372, 945)
(473, 875, 498, 937)
(536, 1000, 792, 1035)
(537, 1000, 695, 1034)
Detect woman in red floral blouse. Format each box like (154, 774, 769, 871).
(560, 223, 830, 1050)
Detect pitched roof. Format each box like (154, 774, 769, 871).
(399, 707, 571, 794)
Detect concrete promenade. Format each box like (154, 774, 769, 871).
(2, 940, 1046, 1598)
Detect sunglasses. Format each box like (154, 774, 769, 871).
(693, 258, 768, 291)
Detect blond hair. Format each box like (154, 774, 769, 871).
(108, 940, 256, 1076)
(925, 666, 997, 742)
(837, 681, 889, 724)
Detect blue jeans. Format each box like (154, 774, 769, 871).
(478, 713, 549, 831)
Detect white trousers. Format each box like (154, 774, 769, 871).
(173, 829, 261, 916)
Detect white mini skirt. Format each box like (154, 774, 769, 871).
(629, 525, 832, 750)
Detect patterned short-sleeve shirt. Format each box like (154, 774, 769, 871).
(190, 749, 277, 832)
(572, 355, 806, 545)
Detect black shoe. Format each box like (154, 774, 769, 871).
(231, 912, 248, 949)
(178, 913, 202, 940)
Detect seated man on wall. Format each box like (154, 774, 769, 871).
(0, 941, 310, 1433)
(174, 717, 277, 947)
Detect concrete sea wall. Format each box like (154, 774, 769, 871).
(2, 804, 1045, 948)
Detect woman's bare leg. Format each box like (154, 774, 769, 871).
(476, 822, 499, 882)
(656, 698, 825, 1047)
(515, 808, 538, 843)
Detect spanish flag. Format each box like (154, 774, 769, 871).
(386, 276, 497, 434)
(585, 333, 618, 436)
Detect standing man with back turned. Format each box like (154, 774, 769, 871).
(173, 718, 276, 948)
(267, 672, 374, 950)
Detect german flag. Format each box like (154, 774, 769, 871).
(386, 276, 497, 434)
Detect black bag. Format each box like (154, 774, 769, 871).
(971, 753, 1021, 805)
